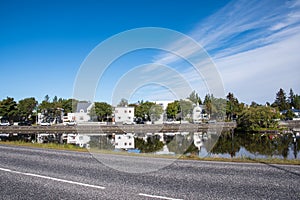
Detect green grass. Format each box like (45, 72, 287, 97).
(0, 141, 88, 152)
(1, 141, 299, 165)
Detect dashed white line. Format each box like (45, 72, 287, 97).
(139, 193, 183, 200)
(0, 167, 105, 190)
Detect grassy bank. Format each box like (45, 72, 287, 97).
(0, 141, 299, 165)
(0, 141, 88, 152)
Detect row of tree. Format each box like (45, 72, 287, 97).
(0, 88, 299, 130)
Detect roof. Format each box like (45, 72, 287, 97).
(281, 109, 300, 114)
(76, 102, 93, 113)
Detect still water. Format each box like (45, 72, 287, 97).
(204, 133, 300, 160)
(93, 132, 300, 160)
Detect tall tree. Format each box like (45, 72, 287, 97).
(117, 98, 128, 107)
(135, 101, 156, 121)
(288, 88, 295, 109)
(226, 92, 240, 121)
(273, 88, 288, 111)
(18, 97, 38, 120)
(179, 100, 193, 120)
(0, 97, 18, 121)
(187, 90, 202, 105)
(149, 104, 164, 122)
(94, 102, 112, 121)
(166, 101, 179, 119)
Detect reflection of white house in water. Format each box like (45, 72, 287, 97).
(62, 133, 90, 148)
(115, 133, 135, 149)
(114, 106, 135, 124)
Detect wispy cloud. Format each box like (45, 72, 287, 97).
(148, 0, 300, 103)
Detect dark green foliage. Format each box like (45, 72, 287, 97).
(94, 102, 112, 121)
(18, 97, 38, 120)
(237, 106, 279, 132)
(0, 97, 18, 121)
(135, 136, 164, 153)
(135, 101, 156, 121)
(166, 101, 179, 119)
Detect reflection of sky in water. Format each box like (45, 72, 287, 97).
(201, 146, 300, 160)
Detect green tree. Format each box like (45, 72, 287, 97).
(18, 97, 38, 120)
(135, 101, 156, 121)
(94, 102, 112, 121)
(237, 106, 279, 132)
(293, 94, 300, 109)
(179, 100, 193, 120)
(273, 88, 288, 111)
(204, 94, 212, 117)
(0, 97, 18, 122)
(117, 98, 128, 107)
(166, 101, 179, 119)
(226, 93, 241, 121)
(149, 104, 164, 122)
(187, 90, 202, 105)
(288, 88, 294, 108)
(61, 98, 78, 114)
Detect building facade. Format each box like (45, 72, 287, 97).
(114, 106, 135, 124)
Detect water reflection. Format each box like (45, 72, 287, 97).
(208, 132, 300, 160)
(88, 131, 300, 160)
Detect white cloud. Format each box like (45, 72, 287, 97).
(151, 0, 300, 103)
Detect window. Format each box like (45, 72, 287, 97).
(128, 117, 131, 119)
(124, 142, 127, 146)
(118, 136, 121, 139)
(124, 110, 127, 113)
(118, 117, 121, 119)
(129, 143, 132, 146)
(129, 110, 131, 113)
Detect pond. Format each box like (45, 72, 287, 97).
(200, 132, 300, 160)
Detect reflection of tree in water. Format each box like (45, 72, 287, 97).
(241, 133, 292, 159)
(135, 135, 164, 153)
(210, 132, 241, 157)
(166, 133, 198, 155)
(209, 132, 297, 159)
(89, 135, 114, 150)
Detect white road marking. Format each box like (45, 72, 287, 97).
(139, 193, 183, 200)
(0, 167, 105, 190)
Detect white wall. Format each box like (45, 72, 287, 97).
(115, 133, 135, 149)
(114, 107, 134, 123)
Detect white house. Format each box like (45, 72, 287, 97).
(114, 106, 135, 124)
(114, 133, 135, 149)
(192, 105, 207, 123)
(73, 102, 94, 123)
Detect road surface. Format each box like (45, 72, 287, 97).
(0, 144, 299, 200)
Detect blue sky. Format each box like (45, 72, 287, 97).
(1, 0, 299, 105)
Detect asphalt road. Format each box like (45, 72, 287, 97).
(0, 145, 299, 200)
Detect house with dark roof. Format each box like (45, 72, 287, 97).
(280, 108, 300, 120)
(74, 102, 94, 123)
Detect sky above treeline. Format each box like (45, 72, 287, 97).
(0, 0, 299, 105)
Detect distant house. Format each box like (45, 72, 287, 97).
(280, 108, 300, 119)
(114, 106, 135, 124)
(192, 104, 208, 123)
(74, 102, 94, 123)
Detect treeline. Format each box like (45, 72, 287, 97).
(0, 88, 299, 131)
